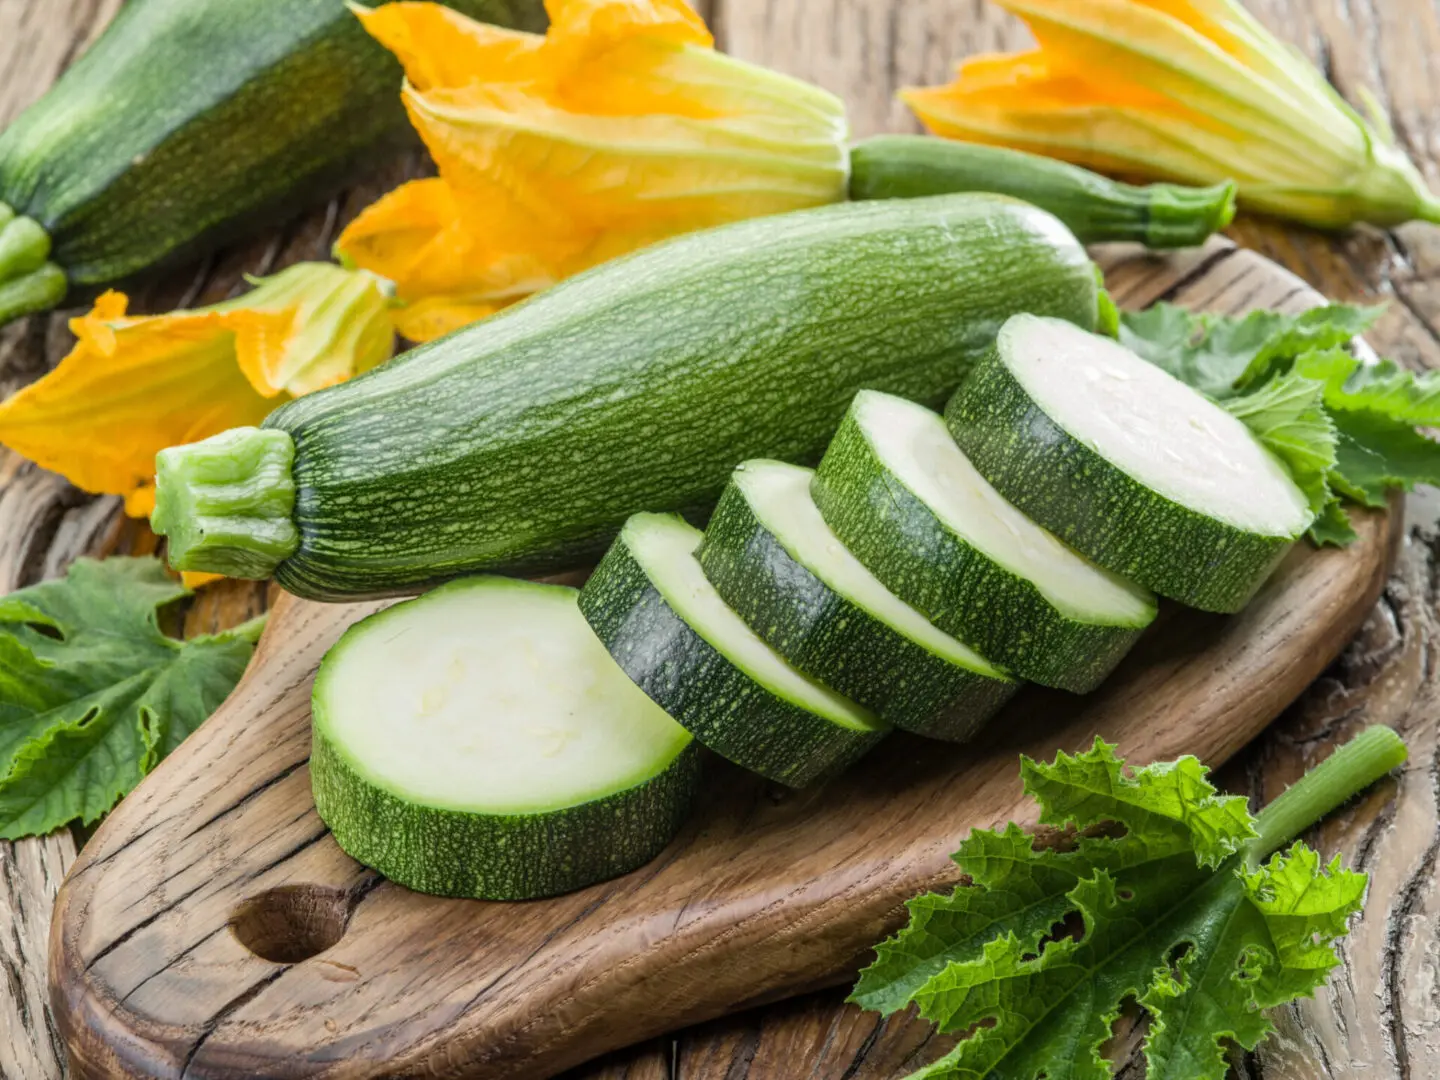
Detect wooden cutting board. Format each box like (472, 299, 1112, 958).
(48, 240, 1400, 1080)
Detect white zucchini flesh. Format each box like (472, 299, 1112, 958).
(318, 582, 690, 813)
(1004, 315, 1311, 536)
(310, 577, 698, 899)
(626, 514, 876, 733)
(737, 460, 1003, 678)
(858, 391, 1154, 625)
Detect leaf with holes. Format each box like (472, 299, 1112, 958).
(850, 740, 1367, 1080)
(0, 557, 262, 838)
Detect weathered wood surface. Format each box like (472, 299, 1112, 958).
(38, 243, 1400, 1078)
(1, 0, 1438, 1078)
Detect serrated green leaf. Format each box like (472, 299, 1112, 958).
(1329, 409, 1440, 506)
(0, 557, 260, 838)
(1222, 371, 1336, 516)
(1118, 303, 1381, 399)
(1022, 739, 1254, 869)
(1297, 350, 1440, 425)
(854, 743, 1366, 1080)
(1307, 498, 1359, 547)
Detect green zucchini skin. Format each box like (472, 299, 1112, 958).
(810, 404, 1155, 693)
(944, 348, 1297, 613)
(0, 0, 544, 296)
(848, 135, 1237, 249)
(311, 725, 699, 901)
(580, 516, 887, 788)
(258, 195, 1100, 600)
(697, 465, 1018, 741)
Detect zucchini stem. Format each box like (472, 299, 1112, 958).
(1247, 725, 1408, 863)
(0, 263, 67, 324)
(151, 427, 300, 579)
(0, 205, 65, 322)
(847, 136, 1237, 249)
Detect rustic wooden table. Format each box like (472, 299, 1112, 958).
(2, 1, 1438, 1078)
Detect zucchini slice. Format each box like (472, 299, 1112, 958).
(580, 513, 888, 788)
(310, 577, 699, 901)
(945, 315, 1313, 612)
(698, 460, 1018, 741)
(811, 391, 1157, 693)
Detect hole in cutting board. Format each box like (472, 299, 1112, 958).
(230, 884, 353, 963)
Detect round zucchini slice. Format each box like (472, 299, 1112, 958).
(945, 314, 1313, 612)
(580, 512, 888, 788)
(310, 576, 699, 901)
(698, 459, 1018, 741)
(811, 390, 1157, 692)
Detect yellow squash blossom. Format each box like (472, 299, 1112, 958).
(904, 0, 1440, 230)
(336, 0, 849, 341)
(0, 263, 392, 518)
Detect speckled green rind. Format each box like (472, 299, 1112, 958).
(310, 719, 700, 902)
(848, 136, 1236, 249)
(944, 347, 1300, 614)
(253, 195, 1099, 600)
(0, 0, 544, 301)
(580, 520, 888, 788)
(697, 470, 1018, 742)
(810, 408, 1156, 693)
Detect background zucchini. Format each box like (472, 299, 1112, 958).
(311, 575, 698, 900)
(152, 195, 1104, 599)
(0, 0, 545, 325)
(945, 315, 1312, 612)
(580, 514, 887, 788)
(849, 135, 1237, 249)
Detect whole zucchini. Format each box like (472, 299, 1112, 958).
(151, 194, 1103, 600)
(849, 135, 1237, 249)
(0, 0, 545, 325)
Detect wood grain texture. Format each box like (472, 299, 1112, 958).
(0, 0, 1437, 1078)
(45, 246, 1399, 1080)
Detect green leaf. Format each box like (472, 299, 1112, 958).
(1221, 371, 1336, 516)
(1307, 498, 1359, 547)
(1118, 303, 1381, 399)
(1298, 350, 1440, 425)
(0, 557, 260, 838)
(852, 740, 1366, 1080)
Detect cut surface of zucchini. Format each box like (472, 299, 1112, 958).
(699, 460, 1017, 740)
(311, 576, 698, 900)
(946, 314, 1312, 611)
(812, 391, 1156, 692)
(581, 513, 887, 787)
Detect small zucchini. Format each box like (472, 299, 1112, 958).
(849, 135, 1237, 249)
(944, 315, 1313, 612)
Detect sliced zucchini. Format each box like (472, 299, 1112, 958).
(698, 460, 1018, 741)
(310, 577, 699, 901)
(811, 391, 1157, 692)
(945, 315, 1313, 612)
(580, 513, 887, 788)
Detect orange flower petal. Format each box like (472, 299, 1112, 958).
(0, 293, 277, 509)
(219, 262, 394, 396)
(343, 0, 846, 333)
(353, 2, 545, 90)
